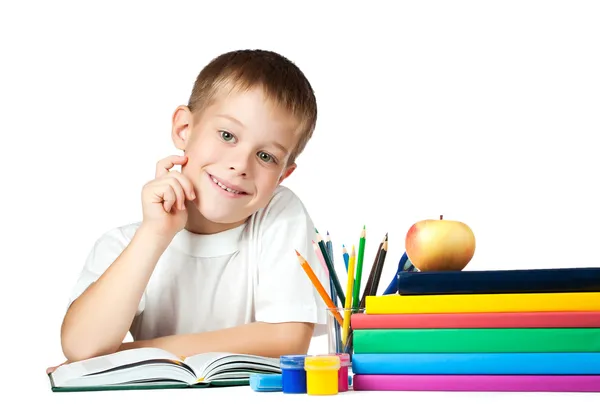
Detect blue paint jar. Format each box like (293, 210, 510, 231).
(280, 355, 307, 394)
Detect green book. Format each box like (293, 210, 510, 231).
(353, 328, 600, 353)
(48, 347, 281, 392)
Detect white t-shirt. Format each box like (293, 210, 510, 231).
(68, 185, 330, 341)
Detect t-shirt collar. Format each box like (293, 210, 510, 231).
(170, 223, 246, 257)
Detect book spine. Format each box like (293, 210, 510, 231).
(364, 291, 600, 314)
(352, 374, 600, 392)
(350, 311, 600, 329)
(350, 353, 600, 375)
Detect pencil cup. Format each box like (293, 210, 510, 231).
(326, 307, 365, 357)
(304, 355, 341, 395)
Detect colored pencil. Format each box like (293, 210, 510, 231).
(295, 250, 344, 325)
(360, 233, 387, 308)
(313, 241, 328, 275)
(352, 226, 366, 310)
(342, 245, 349, 271)
(342, 245, 356, 346)
(315, 229, 345, 304)
(325, 232, 342, 353)
(326, 231, 333, 263)
(369, 239, 388, 296)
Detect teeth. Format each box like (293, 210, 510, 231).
(211, 176, 241, 194)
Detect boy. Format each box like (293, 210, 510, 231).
(56, 49, 329, 366)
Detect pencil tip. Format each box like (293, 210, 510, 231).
(295, 249, 300, 256)
(314, 227, 319, 234)
(327, 230, 330, 235)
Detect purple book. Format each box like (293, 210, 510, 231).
(352, 375, 600, 392)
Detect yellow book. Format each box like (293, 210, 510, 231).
(365, 291, 600, 314)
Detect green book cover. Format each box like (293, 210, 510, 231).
(48, 347, 280, 392)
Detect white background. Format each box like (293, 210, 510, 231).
(1, 0, 600, 412)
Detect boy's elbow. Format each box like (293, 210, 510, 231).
(61, 332, 116, 362)
(272, 322, 314, 355)
(60, 327, 96, 362)
(60, 318, 116, 362)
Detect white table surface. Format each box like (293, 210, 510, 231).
(34, 375, 600, 414)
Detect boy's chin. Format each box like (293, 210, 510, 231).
(198, 206, 250, 226)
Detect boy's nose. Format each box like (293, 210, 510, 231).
(227, 152, 252, 177)
(229, 166, 247, 176)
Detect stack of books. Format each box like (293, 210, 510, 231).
(350, 267, 600, 392)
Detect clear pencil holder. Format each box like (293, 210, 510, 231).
(326, 307, 365, 359)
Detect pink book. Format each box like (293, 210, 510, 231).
(351, 311, 600, 329)
(352, 375, 600, 392)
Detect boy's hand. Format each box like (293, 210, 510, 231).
(140, 155, 196, 239)
(46, 360, 69, 374)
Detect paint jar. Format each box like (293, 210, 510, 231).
(334, 353, 351, 392)
(280, 355, 307, 394)
(304, 355, 341, 395)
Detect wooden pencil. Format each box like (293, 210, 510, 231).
(352, 226, 366, 310)
(315, 229, 346, 304)
(342, 245, 349, 271)
(326, 231, 333, 264)
(359, 233, 387, 308)
(342, 245, 356, 346)
(368, 239, 388, 296)
(295, 250, 344, 325)
(325, 231, 342, 352)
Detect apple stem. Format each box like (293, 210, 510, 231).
(440, 215, 443, 220)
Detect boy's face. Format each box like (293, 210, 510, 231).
(171, 86, 299, 231)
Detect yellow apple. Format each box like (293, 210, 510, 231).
(405, 215, 476, 271)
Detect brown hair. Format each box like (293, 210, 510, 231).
(187, 49, 317, 165)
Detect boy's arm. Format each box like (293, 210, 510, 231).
(61, 155, 194, 362)
(119, 188, 325, 359)
(61, 225, 171, 362)
(118, 321, 314, 357)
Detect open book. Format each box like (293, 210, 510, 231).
(48, 347, 281, 392)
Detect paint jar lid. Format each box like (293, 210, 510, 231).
(280, 354, 307, 369)
(304, 355, 340, 371)
(335, 353, 351, 366)
(250, 373, 282, 392)
(321, 353, 350, 366)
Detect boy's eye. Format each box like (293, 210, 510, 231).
(220, 131, 235, 142)
(257, 151, 275, 163)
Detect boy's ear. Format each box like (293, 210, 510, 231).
(279, 163, 296, 183)
(171, 105, 193, 151)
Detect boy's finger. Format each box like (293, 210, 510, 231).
(166, 171, 196, 200)
(159, 185, 177, 213)
(167, 178, 186, 211)
(155, 155, 188, 178)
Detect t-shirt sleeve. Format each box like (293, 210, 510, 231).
(67, 225, 146, 315)
(254, 187, 329, 328)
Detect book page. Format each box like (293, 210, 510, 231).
(51, 347, 181, 385)
(184, 352, 280, 381)
(183, 352, 234, 379)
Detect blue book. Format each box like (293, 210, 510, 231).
(396, 267, 600, 295)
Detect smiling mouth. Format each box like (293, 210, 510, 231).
(209, 174, 248, 195)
